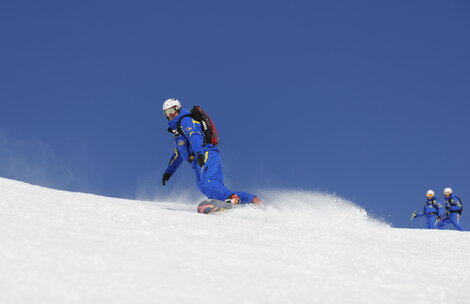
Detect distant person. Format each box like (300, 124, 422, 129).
(437, 187, 464, 231)
(411, 190, 445, 229)
(160, 98, 262, 205)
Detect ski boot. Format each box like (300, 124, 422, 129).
(225, 194, 241, 205)
(250, 197, 262, 205)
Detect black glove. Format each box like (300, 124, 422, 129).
(197, 153, 206, 167)
(162, 173, 172, 186)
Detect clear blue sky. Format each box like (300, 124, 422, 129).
(1, 0, 469, 228)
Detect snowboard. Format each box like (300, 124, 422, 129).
(197, 199, 235, 214)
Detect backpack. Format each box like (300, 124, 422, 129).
(176, 106, 219, 146)
(456, 196, 463, 215)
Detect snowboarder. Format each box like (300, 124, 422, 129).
(161, 98, 261, 205)
(436, 187, 464, 231)
(411, 190, 445, 229)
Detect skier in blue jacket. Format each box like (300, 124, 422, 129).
(411, 190, 445, 229)
(436, 187, 464, 231)
(161, 98, 261, 206)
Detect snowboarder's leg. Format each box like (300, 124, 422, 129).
(193, 162, 211, 198)
(426, 215, 437, 229)
(448, 213, 465, 231)
(193, 151, 260, 204)
(196, 150, 234, 201)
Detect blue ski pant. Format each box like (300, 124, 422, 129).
(192, 150, 255, 204)
(424, 215, 438, 229)
(437, 213, 465, 231)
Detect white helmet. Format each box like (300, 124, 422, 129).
(443, 187, 453, 195)
(426, 190, 435, 197)
(162, 98, 181, 111)
(162, 98, 182, 119)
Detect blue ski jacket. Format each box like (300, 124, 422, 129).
(415, 197, 445, 218)
(444, 194, 462, 214)
(164, 108, 217, 175)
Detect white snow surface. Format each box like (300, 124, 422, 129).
(1, 177, 469, 304)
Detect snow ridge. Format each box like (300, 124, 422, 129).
(0, 178, 468, 304)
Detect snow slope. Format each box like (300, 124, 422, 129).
(0, 177, 469, 304)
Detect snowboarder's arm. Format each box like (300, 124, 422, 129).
(415, 206, 425, 218)
(180, 116, 204, 155)
(448, 198, 462, 212)
(435, 200, 446, 218)
(165, 148, 183, 175)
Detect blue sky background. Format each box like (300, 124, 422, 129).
(1, 0, 469, 228)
